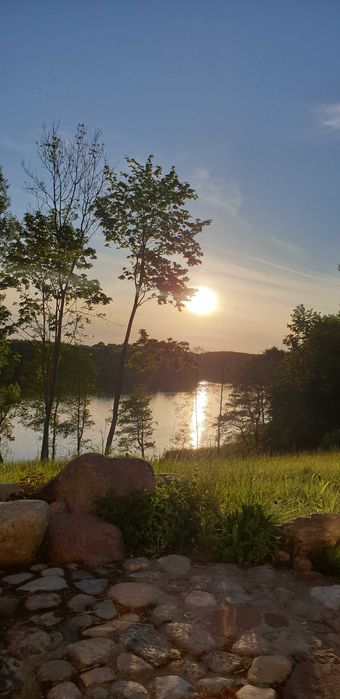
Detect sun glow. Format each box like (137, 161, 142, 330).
(186, 286, 218, 315)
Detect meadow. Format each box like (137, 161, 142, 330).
(2, 449, 340, 523)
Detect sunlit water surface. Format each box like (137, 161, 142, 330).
(7, 382, 232, 461)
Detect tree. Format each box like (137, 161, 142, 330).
(58, 347, 97, 456)
(115, 385, 156, 458)
(96, 156, 210, 453)
(283, 304, 321, 350)
(0, 125, 110, 460)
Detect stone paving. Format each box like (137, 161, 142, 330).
(1, 554, 340, 698)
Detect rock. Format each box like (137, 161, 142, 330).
(2, 572, 33, 585)
(232, 632, 273, 657)
(79, 667, 116, 687)
(248, 655, 292, 686)
(0, 500, 49, 567)
(184, 590, 217, 615)
(164, 622, 215, 656)
(123, 558, 151, 573)
(68, 594, 97, 612)
(108, 582, 162, 609)
(67, 638, 115, 668)
(153, 675, 194, 699)
(204, 650, 247, 674)
(7, 628, 52, 658)
(165, 659, 205, 681)
(0, 482, 22, 501)
(156, 555, 191, 578)
(207, 603, 262, 638)
(196, 677, 235, 692)
(116, 652, 153, 677)
(74, 578, 108, 595)
(310, 585, 340, 609)
(25, 592, 61, 610)
(237, 687, 277, 699)
(45, 512, 125, 567)
(82, 623, 119, 638)
(47, 681, 82, 699)
(280, 513, 340, 571)
(150, 603, 181, 625)
(110, 681, 149, 698)
(19, 575, 67, 592)
(119, 623, 173, 667)
(39, 452, 155, 513)
(283, 660, 340, 698)
(42, 566, 65, 577)
(0, 596, 19, 616)
(93, 600, 117, 620)
(38, 659, 76, 683)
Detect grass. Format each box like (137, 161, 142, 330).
(1, 449, 340, 523)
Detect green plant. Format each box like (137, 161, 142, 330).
(96, 476, 218, 558)
(312, 541, 340, 578)
(210, 504, 279, 566)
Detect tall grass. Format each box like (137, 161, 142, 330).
(1, 450, 340, 523)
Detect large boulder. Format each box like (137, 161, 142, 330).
(45, 512, 125, 567)
(280, 513, 340, 571)
(0, 500, 49, 567)
(39, 452, 155, 513)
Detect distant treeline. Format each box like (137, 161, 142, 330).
(10, 339, 255, 396)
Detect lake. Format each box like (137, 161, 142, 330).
(8, 382, 233, 461)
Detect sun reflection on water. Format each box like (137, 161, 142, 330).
(190, 381, 208, 448)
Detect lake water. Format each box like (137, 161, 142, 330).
(8, 381, 233, 461)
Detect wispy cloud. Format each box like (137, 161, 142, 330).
(191, 167, 242, 216)
(315, 102, 340, 132)
(271, 235, 303, 256)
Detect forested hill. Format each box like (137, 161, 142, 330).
(9, 340, 256, 396)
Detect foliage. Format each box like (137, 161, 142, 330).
(115, 385, 156, 458)
(95, 155, 210, 452)
(96, 476, 218, 558)
(312, 542, 340, 579)
(207, 504, 279, 566)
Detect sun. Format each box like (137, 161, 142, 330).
(186, 286, 218, 315)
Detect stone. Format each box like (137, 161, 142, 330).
(116, 652, 153, 677)
(7, 628, 52, 658)
(164, 622, 215, 656)
(79, 666, 116, 687)
(204, 650, 247, 674)
(150, 603, 181, 625)
(156, 554, 191, 577)
(110, 681, 149, 698)
(0, 596, 19, 616)
(232, 632, 274, 657)
(25, 592, 61, 610)
(75, 578, 108, 595)
(87, 689, 109, 699)
(311, 585, 340, 609)
(82, 623, 118, 638)
(0, 482, 22, 501)
(153, 675, 194, 699)
(283, 660, 340, 698)
(123, 558, 151, 573)
(207, 603, 262, 638)
(248, 655, 292, 687)
(19, 575, 67, 592)
(68, 593, 97, 612)
(184, 590, 217, 614)
(237, 688, 277, 699)
(38, 659, 76, 683)
(196, 677, 235, 692)
(42, 566, 66, 577)
(93, 600, 118, 620)
(108, 582, 162, 609)
(165, 659, 205, 681)
(46, 512, 125, 567)
(0, 500, 49, 567)
(2, 572, 33, 585)
(47, 682, 82, 699)
(119, 623, 173, 667)
(39, 452, 155, 513)
(280, 513, 340, 571)
(30, 563, 47, 571)
(67, 638, 115, 668)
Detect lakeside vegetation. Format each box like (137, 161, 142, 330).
(3, 449, 340, 524)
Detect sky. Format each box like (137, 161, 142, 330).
(1, 0, 340, 352)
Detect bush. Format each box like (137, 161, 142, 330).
(312, 542, 340, 578)
(96, 477, 278, 565)
(96, 476, 218, 558)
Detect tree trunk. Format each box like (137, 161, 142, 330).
(105, 295, 139, 454)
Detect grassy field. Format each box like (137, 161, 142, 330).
(2, 450, 340, 523)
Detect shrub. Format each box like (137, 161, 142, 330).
(312, 542, 340, 578)
(206, 504, 279, 566)
(96, 476, 218, 558)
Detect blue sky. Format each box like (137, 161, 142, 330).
(1, 1, 340, 351)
